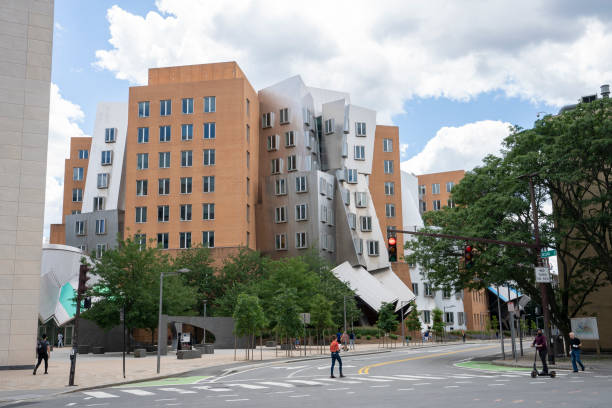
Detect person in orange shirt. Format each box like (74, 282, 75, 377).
(330, 336, 344, 378)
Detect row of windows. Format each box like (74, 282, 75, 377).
(136, 123, 217, 143)
(352, 238, 380, 256)
(419, 199, 455, 212)
(419, 182, 454, 196)
(274, 204, 309, 223)
(74, 219, 107, 235)
(274, 232, 309, 250)
(137, 176, 218, 195)
(412, 283, 455, 298)
(127, 231, 217, 250)
(133, 203, 219, 223)
(138, 97, 216, 118)
(420, 310, 465, 326)
(135, 149, 234, 169)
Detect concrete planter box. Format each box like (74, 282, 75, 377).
(77, 345, 90, 354)
(177, 349, 202, 359)
(92, 346, 105, 354)
(280, 344, 295, 350)
(265, 341, 276, 348)
(145, 345, 157, 352)
(133, 348, 147, 358)
(194, 344, 214, 354)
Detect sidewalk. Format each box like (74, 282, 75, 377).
(492, 352, 612, 372)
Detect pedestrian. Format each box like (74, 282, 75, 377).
(423, 328, 430, 342)
(336, 330, 342, 342)
(33, 333, 50, 375)
(531, 328, 548, 374)
(569, 332, 585, 372)
(341, 331, 349, 351)
(349, 331, 355, 350)
(461, 330, 466, 343)
(57, 332, 63, 348)
(329, 336, 344, 378)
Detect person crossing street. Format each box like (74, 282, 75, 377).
(569, 332, 585, 372)
(330, 336, 344, 378)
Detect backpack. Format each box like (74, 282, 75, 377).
(37, 340, 45, 355)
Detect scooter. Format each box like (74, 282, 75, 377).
(531, 349, 556, 378)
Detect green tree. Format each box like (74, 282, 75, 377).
(377, 302, 398, 347)
(310, 294, 334, 351)
(233, 293, 267, 360)
(432, 308, 444, 339)
(172, 246, 217, 315)
(404, 301, 422, 341)
(270, 287, 302, 355)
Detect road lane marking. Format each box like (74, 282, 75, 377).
(228, 384, 268, 389)
(273, 391, 294, 394)
(289, 395, 310, 398)
(121, 390, 155, 396)
(259, 382, 295, 388)
(455, 381, 472, 383)
(287, 380, 324, 385)
(327, 388, 350, 391)
(82, 392, 118, 399)
(445, 386, 460, 388)
(488, 384, 505, 386)
(66, 404, 76, 406)
(225, 399, 249, 402)
(155, 399, 176, 401)
(495, 379, 511, 382)
(372, 375, 421, 381)
(315, 378, 363, 384)
(413, 383, 431, 385)
(193, 386, 231, 392)
(159, 388, 196, 394)
(398, 388, 414, 391)
(395, 374, 446, 380)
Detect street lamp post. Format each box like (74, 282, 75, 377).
(343, 296, 347, 334)
(202, 299, 207, 344)
(157, 268, 191, 374)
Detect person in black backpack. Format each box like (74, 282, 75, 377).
(33, 334, 50, 375)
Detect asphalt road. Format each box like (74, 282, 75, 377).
(13, 343, 612, 408)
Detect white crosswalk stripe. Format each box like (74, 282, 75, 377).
(193, 386, 231, 392)
(120, 389, 155, 396)
(227, 384, 269, 390)
(287, 380, 325, 385)
(258, 381, 295, 388)
(82, 392, 118, 399)
(371, 375, 422, 381)
(159, 387, 197, 394)
(395, 374, 446, 380)
(352, 377, 392, 382)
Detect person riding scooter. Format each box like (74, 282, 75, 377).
(531, 328, 548, 374)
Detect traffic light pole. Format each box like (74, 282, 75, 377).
(68, 264, 88, 386)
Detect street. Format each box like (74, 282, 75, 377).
(14, 343, 612, 408)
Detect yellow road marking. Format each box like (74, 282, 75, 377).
(358, 345, 498, 374)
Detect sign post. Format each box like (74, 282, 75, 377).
(534, 267, 551, 283)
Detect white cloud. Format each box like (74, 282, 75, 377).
(399, 143, 410, 159)
(94, 0, 612, 123)
(44, 84, 88, 238)
(400, 120, 511, 175)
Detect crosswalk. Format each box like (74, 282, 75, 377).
(79, 371, 556, 400)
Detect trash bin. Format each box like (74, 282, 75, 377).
(554, 335, 565, 356)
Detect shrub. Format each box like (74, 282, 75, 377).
(389, 334, 398, 340)
(356, 334, 361, 339)
(375, 334, 380, 339)
(366, 335, 371, 340)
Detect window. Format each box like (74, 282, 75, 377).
(412, 283, 419, 296)
(136, 153, 148, 169)
(348, 213, 357, 230)
(73, 167, 83, 181)
(72, 210, 81, 215)
(75, 220, 85, 235)
(424, 283, 433, 297)
(355, 192, 368, 208)
(367, 240, 380, 256)
(433, 200, 441, 211)
(72, 188, 82, 202)
(158, 178, 170, 195)
(203, 149, 215, 166)
(97, 173, 109, 189)
(420, 201, 427, 213)
(296, 232, 307, 249)
(443, 288, 452, 299)
(328, 207, 335, 225)
(320, 204, 328, 223)
(136, 179, 148, 196)
(267, 134, 279, 151)
(135, 206, 147, 223)
(275, 233, 287, 251)
(274, 178, 286, 195)
(262, 112, 273, 128)
(246, 151, 250, 169)
(202, 231, 214, 248)
(327, 234, 335, 253)
(360, 216, 372, 232)
(101, 150, 112, 165)
(138, 101, 149, 118)
(273, 205, 287, 223)
(203, 176, 215, 193)
(203, 122, 216, 139)
(78, 149, 88, 159)
(447, 199, 455, 208)
(384, 160, 394, 174)
(182, 98, 193, 114)
(445, 312, 454, 324)
(246, 204, 250, 223)
(295, 176, 307, 193)
(246, 177, 250, 196)
(386, 203, 396, 218)
(432, 183, 440, 195)
(384, 182, 395, 195)
(180, 177, 192, 194)
(354, 145, 365, 160)
(422, 310, 431, 324)
(138, 127, 149, 143)
(181, 150, 192, 167)
(159, 152, 170, 168)
(327, 182, 334, 198)
(446, 181, 454, 192)
(135, 234, 146, 250)
(203, 96, 215, 113)
(347, 168, 358, 183)
(287, 155, 297, 171)
(271, 158, 282, 174)
(324, 118, 334, 134)
(383, 138, 393, 152)
(159, 125, 171, 142)
(285, 131, 295, 147)
(419, 184, 426, 196)
(96, 243, 107, 259)
(279, 107, 289, 124)
(458, 312, 465, 326)
(158, 205, 169, 222)
(93, 196, 105, 211)
(180, 204, 192, 221)
(356, 122, 366, 136)
(246, 124, 250, 142)
(77, 244, 87, 252)
(178, 124, 193, 141)
(105, 128, 116, 143)
(295, 203, 308, 221)
(202, 203, 215, 220)
(179, 232, 192, 249)
(95, 219, 106, 235)
(160, 99, 171, 116)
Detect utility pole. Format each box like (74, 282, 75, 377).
(401, 301, 406, 346)
(121, 305, 125, 378)
(68, 264, 88, 386)
(343, 296, 347, 334)
(496, 285, 505, 359)
(507, 286, 517, 362)
(202, 299, 207, 344)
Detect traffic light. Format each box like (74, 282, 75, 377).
(464, 245, 474, 269)
(83, 297, 92, 309)
(78, 264, 90, 295)
(388, 236, 398, 262)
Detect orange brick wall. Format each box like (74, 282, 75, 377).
(61, 137, 91, 222)
(417, 170, 465, 213)
(464, 288, 490, 331)
(49, 223, 65, 245)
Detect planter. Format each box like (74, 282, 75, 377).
(133, 348, 147, 358)
(77, 345, 90, 354)
(177, 349, 202, 359)
(92, 346, 105, 354)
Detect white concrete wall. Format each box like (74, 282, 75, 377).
(0, 0, 54, 368)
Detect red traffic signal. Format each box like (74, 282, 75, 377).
(464, 245, 474, 269)
(388, 237, 397, 246)
(388, 237, 398, 262)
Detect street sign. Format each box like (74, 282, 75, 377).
(299, 313, 310, 324)
(534, 267, 551, 283)
(507, 302, 515, 312)
(541, 249, 557, 258)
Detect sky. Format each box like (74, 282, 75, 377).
(45, 0, 612, 238)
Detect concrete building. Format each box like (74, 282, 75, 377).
(0, 0, 54, 369)
(417, 169, 465, 214)
(123, 62, 259, 255)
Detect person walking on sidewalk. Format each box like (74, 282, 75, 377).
(531, 328, 548, 374)
(330, 336, 344, 378)
(569, 332, 585, 372)
(349, 331, 355, 350)
(57, 332, 63, 348)
(33, 334, 50, 375)
(341, 331, 349, 351)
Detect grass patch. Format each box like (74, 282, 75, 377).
(455, 361, 531, 372)
(116, 375, 210, 388)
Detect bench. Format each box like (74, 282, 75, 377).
(177, 349, 202, 359)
